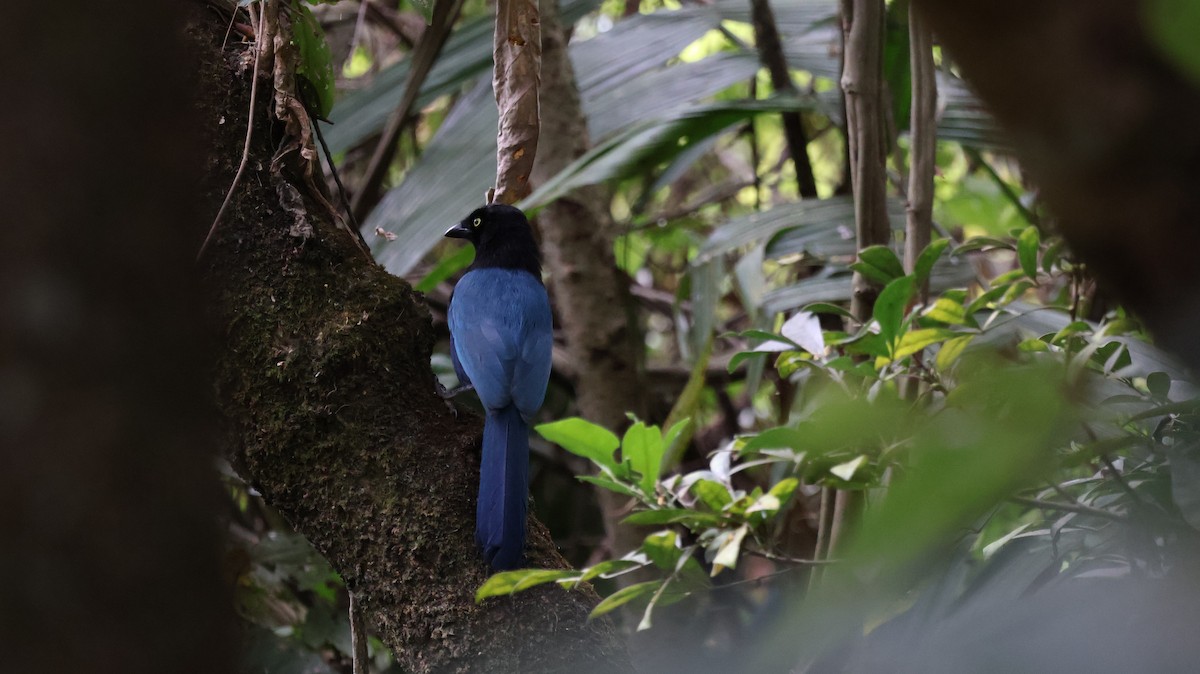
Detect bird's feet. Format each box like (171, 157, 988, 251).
(434, 380, 474, 418)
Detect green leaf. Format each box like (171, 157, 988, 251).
(852, 245, 907, 285)
(768, 478, 800, 508)
(741, 427, 807, 455)
(924, 297, 967, 325)
(589, 581, 660, 619)
(662, 418, 692, 469)
(893, 328, 958, 360)
(537, 418, 619, 470)
(1017, 226, 1041, 280)
(1146, 371, 1172, 400)
(874, 275, 917, 347)
(291, 1, 336, 118)
(622, 508, 723, 527)
(936, 334, 975, 370)
(641, 530, 683, 570)
(476, 569, 577, 602)
(913, 239, 951, 286)
(692, 479, 733, 511)
(803, 302, 855, 320)
(622, 422, 665, 495)
(576, 475, 640, 499)
(728, 350, 770, 372)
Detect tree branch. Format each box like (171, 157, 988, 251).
(189, 4, 627, 671)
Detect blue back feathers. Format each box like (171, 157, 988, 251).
(446, 204, 552, 570)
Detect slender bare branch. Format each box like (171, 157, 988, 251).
(904, 2, 936, 301)
(351, 0, 465, 220)
(492, 0, 541, 203)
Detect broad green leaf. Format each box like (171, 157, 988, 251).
(1146, 371, 1172, 400)
(936, 335, 975, 370)
(623, 422, 665, 495)
(1017, 226, 1041, 280)
(641, 530, 683, 570)
(803, 302, 856, 319)
(874, 275, 917, 346)
(661, 418, 692, 471)
(588, 581, 660, 619)
(924, 297, 967, 325)
(291, 1, 336, 118)
(742, 427, 806, 455)
(768, 477, 800, 508)
(913, 239, 951, 285)
(728, 350, 770, 372)
(623, 509, 723, 527)
(537, 418, 619, 470)
(692, 479, 733, 511)
(856, 245, 907, 283)
(893, 328, 958, 360)
(745, 493, 782, 516)
(476, 569, 577, 602)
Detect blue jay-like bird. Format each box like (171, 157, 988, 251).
(444, 204, 552, 570)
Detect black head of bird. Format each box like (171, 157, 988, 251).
(445, 203, 541, 277)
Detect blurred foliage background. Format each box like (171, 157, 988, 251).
(225, 0, 1200, 671)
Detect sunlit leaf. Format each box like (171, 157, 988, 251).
(588, 581, 659, 619)
(475, 569, 577, 602)
(537, 418, 619, 470)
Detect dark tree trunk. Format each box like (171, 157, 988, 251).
(531, 0, 649, 564)
(0, 1, 233, 673)
(911, 0, 1200, 374)
(188, 3, 629, 672)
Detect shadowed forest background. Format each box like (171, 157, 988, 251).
(6, 0, 1200, 672)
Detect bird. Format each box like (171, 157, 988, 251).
(444, 203, 553, 570)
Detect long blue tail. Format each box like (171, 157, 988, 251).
(477, 405, 529, 570)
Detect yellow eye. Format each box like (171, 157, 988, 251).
(472, 217, 482, 227)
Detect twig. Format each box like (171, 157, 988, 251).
(904, 2, 936, 302)
(350, 0, 465, 221)
(349, 590, 369, 674)
(745, 546, 837, 566)
(1009, 495, 1126, 522)
(198, 1, 263, 262)
(965, 147, 1039, 227)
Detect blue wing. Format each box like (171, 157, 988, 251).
(447, 268, 552, 420)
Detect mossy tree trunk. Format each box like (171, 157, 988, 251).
(188, 3, 629, 672)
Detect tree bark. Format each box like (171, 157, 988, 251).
(910, 0, 1200, 375)
(903, 2, 936, 298)
(0, 1, 233, 672)
(189, 3, 628, 672)
(531, 0, 649, 563)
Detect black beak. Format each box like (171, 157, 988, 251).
(445, 222, 472, 239)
